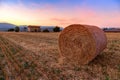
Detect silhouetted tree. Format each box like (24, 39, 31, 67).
(102, 28, 108, 31)
(24, 27, 27, 31)
(53, 26, 60, 32)
(8, 28, 14, 32)
(15, 26, 20, 32)
(43, 29, 49, 32)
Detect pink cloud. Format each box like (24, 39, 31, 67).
(51, 18, 67, 22)
(0, 2, 120, 28)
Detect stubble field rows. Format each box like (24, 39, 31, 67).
(0, 32, 120, 80)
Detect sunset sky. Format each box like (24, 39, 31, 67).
(0, 0, 120, 28)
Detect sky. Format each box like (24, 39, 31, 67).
(0, 0, 120, 28)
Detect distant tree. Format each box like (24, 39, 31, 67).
(103, 28, 108, 31)
(15, 26, 20, 32)
(24, 27, 27, 31)
(8, 28, 14, 32)
(43, 29, 49, 32)
(53, 26, 60, 32)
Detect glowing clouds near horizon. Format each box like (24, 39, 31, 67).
(0, 1, 120, 27)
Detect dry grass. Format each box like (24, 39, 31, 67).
(0, 32, 120, 80)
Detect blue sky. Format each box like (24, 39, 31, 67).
(1, 0, 119, 11)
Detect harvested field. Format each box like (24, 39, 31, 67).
(0, 32, 120, 80)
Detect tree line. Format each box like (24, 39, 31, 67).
(8, 26, 61, 32)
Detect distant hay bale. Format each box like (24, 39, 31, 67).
(59, 24, 107, 65)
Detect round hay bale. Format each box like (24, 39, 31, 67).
(59, 24, 107, 65)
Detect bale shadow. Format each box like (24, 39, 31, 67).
(89, 51, 120, 68)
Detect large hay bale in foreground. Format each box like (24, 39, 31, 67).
(59, 24, 107, 65)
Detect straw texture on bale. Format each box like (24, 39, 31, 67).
(59, 24, 107, 65)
